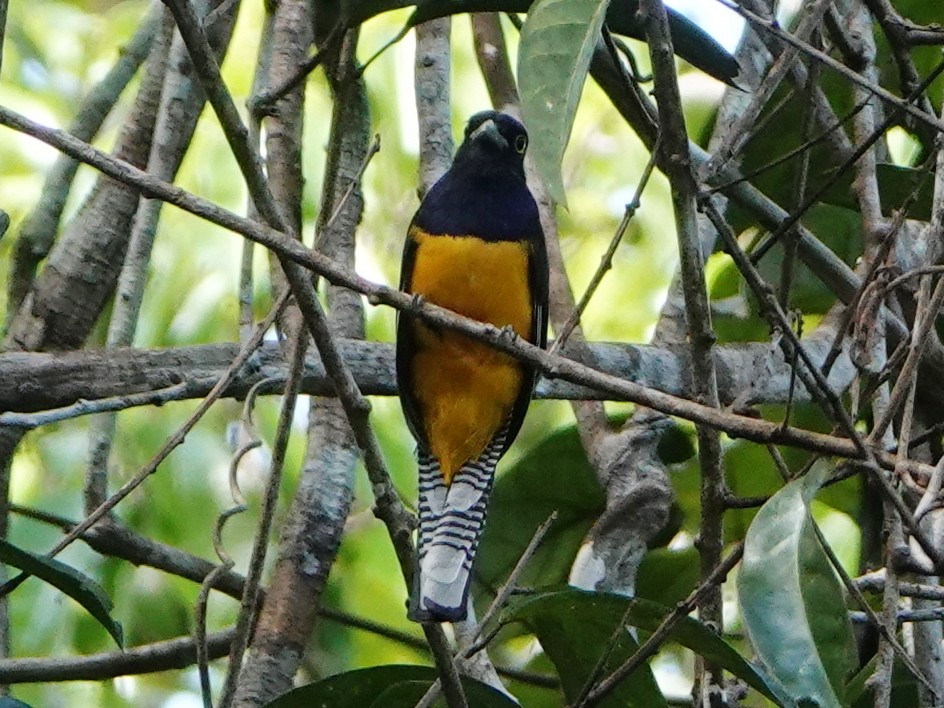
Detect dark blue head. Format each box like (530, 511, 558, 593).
(413, 111, 540, 242)
(450, 111, 530, 182)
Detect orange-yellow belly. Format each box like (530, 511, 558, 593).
(407, 229, 533, 482)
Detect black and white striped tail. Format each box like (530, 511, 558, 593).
(409, 432, 507, 623)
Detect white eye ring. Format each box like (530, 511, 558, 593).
(514, 134, 528, 154)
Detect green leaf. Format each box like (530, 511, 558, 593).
(820, 163, 933, 222)
(505, 588, 666, 707)
(738, 467, 856, 707)
(752, 204, 863, 316)
(474, 426, 604, 609)
(0, 540, 122, 648)
(848, 655, 919, 708)
(264, 665, 520, 707)
(726, 77, 854, 236)
(635, 547, 698, 607)
(368, 681, 431, 705)
(518, 0, 611, 205)
(505, 588, 789, 705)
(655, 422, 696, 464)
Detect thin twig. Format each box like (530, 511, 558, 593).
(701, 199, 944, 568)
(417, 511, 561, 706)
(6, 4, 163, 322)
(196, 375, 270, 707)
(472, 511, 559, 647)
(577, 544, 744, 707)
(641, 2, 726, 697)
(550, 142, 660, 355)
(749, 57, 944, 264)
(0, 383, 195, 429)
(249, 21, 344, 116)
(218, 333, 309, 704)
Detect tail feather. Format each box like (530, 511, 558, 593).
(409, 432, 506, 622)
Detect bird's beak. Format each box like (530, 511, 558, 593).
(469, 118, 508, 150)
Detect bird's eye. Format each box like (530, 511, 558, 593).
(514, 134, 528, 154)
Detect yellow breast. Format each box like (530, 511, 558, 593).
(406, 229, 534, 481)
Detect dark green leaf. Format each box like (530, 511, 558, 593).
(0, 540, 122, 648)
(505, 588, 789, 704)
(752, 205, 863, 316)
(474, 427, 604, 610)
(738, 467, 856, 707)
(635, 547, 698, 607)
(518, 0, 611, 205)
(845, 654, 876, 707)
(369, 681, 431, 706)
(265, 665, 519, 707)
(820, 163, 933, 222)
(725, 77, 855, 236)
(505, 588, 666, 707)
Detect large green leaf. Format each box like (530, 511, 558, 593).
(474, 426, 604, 609)
(725, 76, 853, 237)
(505, 588, 789, 705)
(518, 0, 611, 205)
(0, 540, 122, 648)
(265, 665, 519, 707)
(738, 467, 856, 707)
(635, 547, 698, 608)
(505, 588, 665, 707)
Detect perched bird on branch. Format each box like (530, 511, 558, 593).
(397, 110, 549, 622)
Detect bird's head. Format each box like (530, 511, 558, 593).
(453, 111, 530, 180)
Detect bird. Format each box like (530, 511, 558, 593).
(396, 110, 549, 623)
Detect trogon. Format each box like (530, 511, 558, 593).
(397, 111, 549, 622)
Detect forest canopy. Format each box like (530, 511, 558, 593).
(1, 0, 943, 707)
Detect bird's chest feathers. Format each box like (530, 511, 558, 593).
(405, 229, 534, 479)
(408, 229, 532, 333)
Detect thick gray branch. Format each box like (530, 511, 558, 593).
(0, 334, 856, 418)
